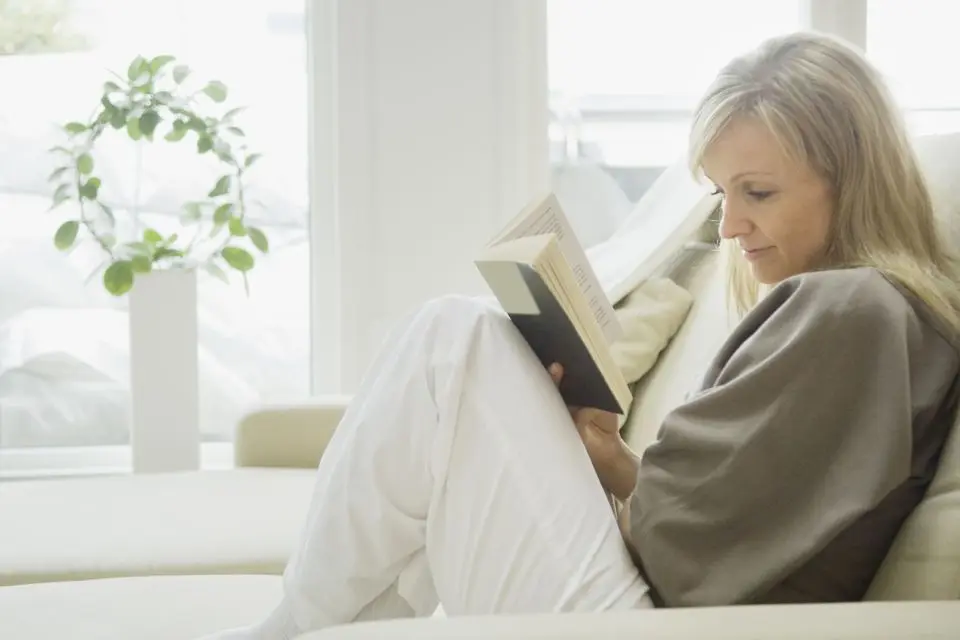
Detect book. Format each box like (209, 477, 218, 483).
(474, 193, 633, 415)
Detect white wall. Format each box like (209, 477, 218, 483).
(309, 0, 550, 392)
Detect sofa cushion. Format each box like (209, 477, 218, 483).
(611, 276, 693, 387)
(0, 468, 316, 586)
(622, 245, 732, 452)
(865, 380, 960, 601)
(587, 158, 718, 305)
(860, 132, 960, 600)
(866, 490, 960, 600)
(304, 601, 960, 639)
(0, 574, 282, 640)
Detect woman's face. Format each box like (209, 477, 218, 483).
(701, 118, 834, 284)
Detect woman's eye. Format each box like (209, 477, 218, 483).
(748, 190, 773, 201)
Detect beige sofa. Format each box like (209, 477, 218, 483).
(1, 133, 959, 638)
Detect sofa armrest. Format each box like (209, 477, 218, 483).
(233, 395, 352, 469)
(304, 601, 960, 639)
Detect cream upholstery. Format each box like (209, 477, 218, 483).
(621, 243, 732, 451)
(610, 277, 693, 387)
(1, 575, 956, 639)
(867, 492, 960, 600)
(1, 133, 958, 639)
(306, 601, 960, 639)
(862, 132, 960, 601)
(0, 469, 315, 586)
(234, 396, 349, 468)
(0, 575, 283, 640)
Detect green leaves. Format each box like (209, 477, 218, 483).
(143, 228, 163, 244)
(127, 55, 147, 82)
(126, 241, 152, 256)
(228, 218, 246, 236)
(131, 255, 152, 273)
(64, 122, 88, 135)
(77, 153, 94, 175)
(109, 108, 126, 130)
(204, 262, 229, 284)
(149, 55, 175, 74)
(54, 221, 80, 250)
(51, 183, 71, 208)
(126, 115, 142, 140)
(165, 120, 188, 142)
(47, 52, 266, 297)
(78, 177, 100, 200)
(98, 202, 116, 227)
(247, 227, 269, 253)
(213, 203, 232, 224)
(203, 81, 228, 103)
(221, 246, 254, 271)
(196, 135, 213, 153)
(180, 201, 203, 223)
(172, 64, 191, 84)
(208, 175, 231, 197)
(222, 107, 245, 122)
(103, 260, 135, 296)
(139, 110, 160, 137)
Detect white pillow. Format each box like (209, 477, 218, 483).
(611, 277, 693, 386)
(587, 158, 719, 305)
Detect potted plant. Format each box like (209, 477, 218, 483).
(47, 53, 271, 472)
(49, 53, 269, 294)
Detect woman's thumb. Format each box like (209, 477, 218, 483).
(548, 363, 564, 386)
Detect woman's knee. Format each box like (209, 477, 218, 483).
(417, 294, 510, 334)
(399, 295, 527, 370)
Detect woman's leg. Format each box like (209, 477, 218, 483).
(202, 296, 651, 639)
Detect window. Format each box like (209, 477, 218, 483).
(0, 0, 308, 474)
(546, 0, 802, 247)
(867, 0, 960, 135)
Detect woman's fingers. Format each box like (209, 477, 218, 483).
(548, 362, 564, 387)
(571, 407, 620, 434)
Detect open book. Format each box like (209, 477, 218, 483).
(474, 193, 632, 415)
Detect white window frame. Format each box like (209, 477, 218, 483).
(0, 0, 877, 481)
(801, 0, 867, 49)
(550, 1, 867, 170)
(0, 443, 234, 481)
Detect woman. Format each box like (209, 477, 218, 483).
(206, 31, 960, 638)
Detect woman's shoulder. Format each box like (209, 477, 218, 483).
(760, 267, 959, 360)
(763, 267, 920, 330)
(777, 266, 907, 313)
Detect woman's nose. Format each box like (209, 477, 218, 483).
(718, 200, 752, 240)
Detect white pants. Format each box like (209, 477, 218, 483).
(203, 296, 652, 639)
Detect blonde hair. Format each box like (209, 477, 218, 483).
(689, 31, 960, 339)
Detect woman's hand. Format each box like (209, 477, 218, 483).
(548, 363, 639, 500)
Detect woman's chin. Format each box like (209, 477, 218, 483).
(748, 262, 792, 286)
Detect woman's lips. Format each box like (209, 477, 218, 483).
(742, 247, 773, 261)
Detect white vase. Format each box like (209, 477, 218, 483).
(128, 268, 200, 473)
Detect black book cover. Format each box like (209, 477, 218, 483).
(509, 263, 622, 414)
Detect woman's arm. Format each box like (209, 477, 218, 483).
(626, 270, 934, 607)
(604, 442, 641, 502)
